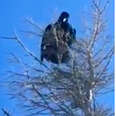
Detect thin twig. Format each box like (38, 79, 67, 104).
(1, 108, 11, 116)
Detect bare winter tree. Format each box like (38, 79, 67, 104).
(1, 0, 114, 116)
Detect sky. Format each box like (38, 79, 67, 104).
(0, 0, 114, 115)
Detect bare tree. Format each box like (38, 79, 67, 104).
(1, 0, 114, 116)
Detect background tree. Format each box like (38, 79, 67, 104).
(1, 0, 114, 116)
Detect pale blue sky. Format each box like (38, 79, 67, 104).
(0, 0, 114, 115)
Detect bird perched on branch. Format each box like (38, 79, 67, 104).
(40, 11, 76, 64)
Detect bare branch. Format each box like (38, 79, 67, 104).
(24, 18, 44, 32)
(0, 35, 50, 71)
(1, 108, 11, 116)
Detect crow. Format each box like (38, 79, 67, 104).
(40, 11, 76, 64)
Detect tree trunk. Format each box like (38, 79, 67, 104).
(82, 102, 93, 116)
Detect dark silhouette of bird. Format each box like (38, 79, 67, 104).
(40, 11, 76, 64)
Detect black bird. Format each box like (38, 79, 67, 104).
(40, 11, 76, 64)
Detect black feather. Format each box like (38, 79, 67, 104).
(40, 11, 76, 64)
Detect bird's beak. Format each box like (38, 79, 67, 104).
(63, 18, 67, 22)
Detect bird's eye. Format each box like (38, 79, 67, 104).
(43, 45, 46, 50)
(63, 18, 67, 22)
